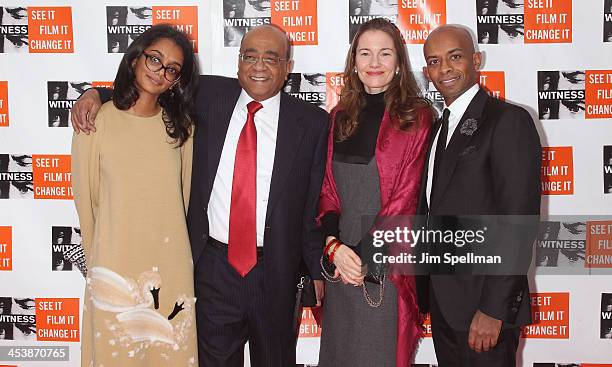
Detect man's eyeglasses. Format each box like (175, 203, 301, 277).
(239, 53, 286, 67)
(142, 52, 182, 83)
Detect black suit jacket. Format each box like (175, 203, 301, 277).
(187, 76, 328, 341)
(416, 88, 541, 331)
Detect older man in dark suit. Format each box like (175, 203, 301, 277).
(416, 25, 541, 366)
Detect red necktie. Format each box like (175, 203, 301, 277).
(228, 100, 263, 277)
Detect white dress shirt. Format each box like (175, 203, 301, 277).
(207, 90, 281, 247)
(426, 84, 480, 206)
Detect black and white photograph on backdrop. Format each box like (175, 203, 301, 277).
(0, 6, 28, 53)
(0, 154, 33, 199)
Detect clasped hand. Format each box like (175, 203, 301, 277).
(326, 236, 365, 286)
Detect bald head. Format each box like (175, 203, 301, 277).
(425, 24, 477, 56)
(422, 25, 482, 106)
(241, 24, 292, 59)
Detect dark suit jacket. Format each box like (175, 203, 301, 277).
(416, 88, 541, 331)
(187, 76, 328, 344)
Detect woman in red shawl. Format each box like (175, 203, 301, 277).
(317, 18, 432, 367)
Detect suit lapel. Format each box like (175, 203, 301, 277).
(431, 89, 489, 210)
(265, 93, 306, 224)
(417, 116, 442, 214)
(205, 84, 242, 201)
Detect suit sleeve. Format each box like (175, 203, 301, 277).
(302, 112, 330, 280)
(478, 107, 542, 324)
(71, 112, 103, 261)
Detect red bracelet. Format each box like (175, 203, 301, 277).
(328, 242, 341, 264)
(324, 238, 339, 256)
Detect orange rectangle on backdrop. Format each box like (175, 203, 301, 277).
(28, 7, 74, 53)
(298, 307, 321, 337)
(0, 81, 8, 127)
(272, 0, 318, 46)
(522, 292, 569, 339)
(479, 71, 505, 100)
(152, 6, 199, 52)
(524, 0, 572, 43)
(92, 81, 114, 89)
(585, 221, 612, 268)
(541, 146, 573, 195)
(397, 0, 446, 44)
(422, 313, 432, 337)
(32, 155, 72, 200)
(585, 70, 612, 119)
(326, 72, 344, 112)
(0, 226, 12, 271)
(35, 298, 80, 342)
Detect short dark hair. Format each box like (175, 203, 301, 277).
(112, 24, 199, 146)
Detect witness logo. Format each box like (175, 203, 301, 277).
(522, 292, 569, 339)
(0, 81, 8, 127)
(0, 154, 72, 200)
(223, 0, 271, 47)
(284, 73, 326, 109)
(0, 154, 33, 199)
(605, 146, 612, 194)
(538, 71, 585, 120)
(0, 227, 11, 271)
(601, 293, 612, 339)
(107, 6, 198, 53)
(397, 0, 446, 44)
(538, 70, 612, 119)
(0, 7, 73, 53)
(48, 81, 111, 127)
(541, 147, 573, 195)
(0, 297, 36, 341)
(605, 0, 612, 42)
(271, 0, 318, 45)
(537, 221, 585, 268)
(586, 221, 612, 267)
(51, 226, 81, 272)
(349, 0, 397, 42)
(0, 297, 80, 341)
(476, 0, 571, 44)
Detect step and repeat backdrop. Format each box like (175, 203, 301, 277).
(1, 0, 612, 366)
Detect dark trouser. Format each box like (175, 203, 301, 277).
(195, 241, 280, 367)
(429, 286, 520, 367)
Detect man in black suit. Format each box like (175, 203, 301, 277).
(71, 25, 327, 367)
(416, 25, 541, 366)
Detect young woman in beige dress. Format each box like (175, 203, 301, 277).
(72, 25, 199, 367)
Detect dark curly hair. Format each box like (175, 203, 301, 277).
(112, 24, 199, 146)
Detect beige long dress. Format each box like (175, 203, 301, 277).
(72, 102, 197, 367)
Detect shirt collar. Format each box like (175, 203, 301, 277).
(236, 89, 281, 117)
(444, 83, 480, 121)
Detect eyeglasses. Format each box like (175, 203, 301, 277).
(142, 52, 182, 83)
(239, 53, 286, 67)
